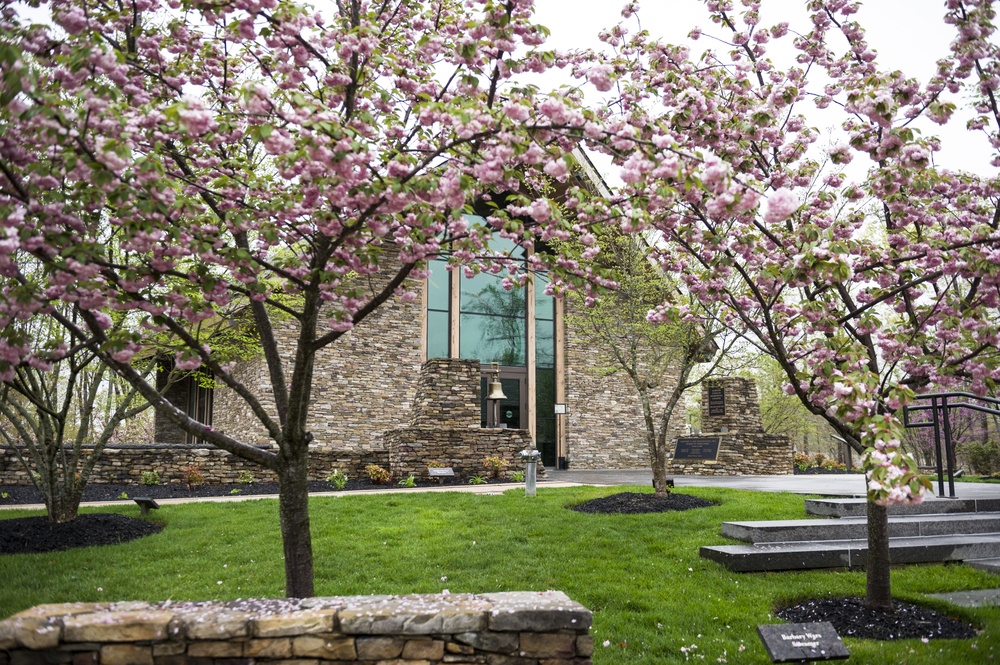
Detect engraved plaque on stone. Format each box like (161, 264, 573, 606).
(757, 622, 849, 663)
(708, 385, 726, 416)
(672, 436, 721, 460)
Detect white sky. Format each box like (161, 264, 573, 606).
(533, 0, 995, 175)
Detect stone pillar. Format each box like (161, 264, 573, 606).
(409, 358, 481, 428)
(700, 377, 763, 434)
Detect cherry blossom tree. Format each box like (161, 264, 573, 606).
(583, 0, 1000, 610)
(0, 0, 611, 597)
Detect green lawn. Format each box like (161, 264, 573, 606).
(2, 485, 999, 664)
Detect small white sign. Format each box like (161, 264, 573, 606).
(554, 404, 567, 415)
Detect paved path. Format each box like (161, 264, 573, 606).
(0, 481, 584, 512)
(546, 468, 1000, 499)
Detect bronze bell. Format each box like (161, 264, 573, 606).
(486, 362, 507, 401)
(486, 376, 507, 401)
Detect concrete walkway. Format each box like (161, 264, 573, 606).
(0, 481, 586, 512)
(547, 468, 1000, 500)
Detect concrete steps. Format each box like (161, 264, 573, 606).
(804, 497, 1000, 518)
(721, 512, 1000, 543)
(701, 498, 1000, 573)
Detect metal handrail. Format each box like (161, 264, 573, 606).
(903, 392, 1000, 498)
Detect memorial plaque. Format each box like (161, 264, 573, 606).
(673, 436, 721, 460)
(708, 385, 726, 416)
(757, 622, 849, 663)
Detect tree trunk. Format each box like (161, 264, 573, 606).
(865, 501, 892, 611)
(49, 488, 83, 523)
(651, 446, 671, 497)
(278, 453, 314, 598)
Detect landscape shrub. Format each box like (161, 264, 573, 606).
(183, 465, 205, 489)
(967, 441, 1000, 475)
(483, 456, 508, 478)
(326, 469, 349, 489)
(365, 464, 391, 484)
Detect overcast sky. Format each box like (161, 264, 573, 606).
(532, 0, 994, 174)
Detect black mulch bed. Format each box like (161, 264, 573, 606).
(1, 513, 163, 555)
(570, 491, 715, 514)
(778, 597, 979, 641)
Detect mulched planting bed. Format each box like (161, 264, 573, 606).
(778, 596, 979, 641)
(570, 491, 715, 514)
(0, 513, 163, 555)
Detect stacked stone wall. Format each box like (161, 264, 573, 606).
(0, 592, 593, 665)
(700, 377, 764, 434)
(0, 446, 390, 486)
(387, 427, 532, 480)
(386, 358, 536, 479)
(208, 276, 425, 453)
(668, 433, 793, 476)
(409, 358, 481, 427)
(667, 377, 793, 475)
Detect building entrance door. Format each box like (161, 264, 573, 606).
(480, 367, 527, 430)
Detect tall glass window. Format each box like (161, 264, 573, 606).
(458, 234, 527, 366)
(426, 258, 451, 359)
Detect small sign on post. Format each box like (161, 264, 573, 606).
(757, 622, 849, 663)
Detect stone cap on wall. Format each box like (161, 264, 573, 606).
(0, 591, 593, 664)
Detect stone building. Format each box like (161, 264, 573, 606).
(151, 160, 691, 478)
(152, 256, 684, 477)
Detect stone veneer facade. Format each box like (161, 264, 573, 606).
(146, 275, 671, 476)
(0, 592, 592, 665)
(208, 292, 426, 452)
(668, 377, 793, 476)
(561, 298, 687, 469)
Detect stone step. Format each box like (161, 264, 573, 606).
(966, 558, 1000, 574)
(700, 533, 1000, 573)
(722, 512, 1000, 544)
(804, 497, 1000, 518)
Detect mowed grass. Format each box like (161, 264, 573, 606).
(2, 486, 1000, 664)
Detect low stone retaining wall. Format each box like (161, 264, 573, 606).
(0, 446, 391, 486)
(0, 591, 592, 665)
(386, 426, 534, 480)
(668, 432, 793, 476)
